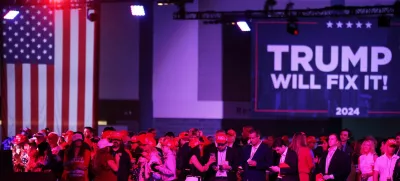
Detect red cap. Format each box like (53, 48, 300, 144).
(119, 130, 129, 137)
(101, 130, 114, 139)
(119, 130, 130, 143)
(215, 133, 228, 144)
(138, 135, 156, 147)
(227, 129, 236, 137)
(13, 134, 27, 145)
(179, 132, 189, 139)
(47, 132, 59, 142)
(110, 131, 122, 140)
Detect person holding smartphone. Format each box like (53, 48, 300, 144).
(205, 133, 239, 181)
(241, 129, 274, 181)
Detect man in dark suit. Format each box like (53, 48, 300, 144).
(205, 133, 240, 181)
(339, 129, 355, 181)
(339, 129, 353, 158)
(316, 133, 351, 181)
(270, 138, 299, 181)
(242, 129, 274, 181)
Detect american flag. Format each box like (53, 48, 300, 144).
(1, 5, 97, 137)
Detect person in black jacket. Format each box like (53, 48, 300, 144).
(204, 133, 240, 181)
(316, 134, 351, 181)
(392, 155, 400, 181)
(176, 132, 191, 180)
(241, 129, 274, 181)
(270, 138, 299, 181)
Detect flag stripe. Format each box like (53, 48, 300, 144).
(84, 15, 94, 128)
(61, 9, 71, 133)
(38, 64, 47, 131)
(6, 64, 15, 136)
(46, 65, 54, 131)
(69, 10, 79, 131)
(31, 63, 39, 133)
(77, 8, 86, 132)
(22, 64, 31, 130)
(54, 10, 63, 134)
(15, 64, 23, 134)
(1, 61, 9, 138)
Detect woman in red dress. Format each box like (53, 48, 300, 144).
(290, 132, 314, 181)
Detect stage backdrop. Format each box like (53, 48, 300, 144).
(253, 18, 400, 118)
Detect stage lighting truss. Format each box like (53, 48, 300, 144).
(0, 0, 91, 10)
(173, 5, 396, 20)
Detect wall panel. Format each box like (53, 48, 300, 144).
(99, 3, 140, 100)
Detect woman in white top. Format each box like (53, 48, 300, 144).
(358, 139, 378, 181)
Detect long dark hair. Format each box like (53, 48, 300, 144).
(66, 140, 86, 160)
(66, 132, 87, 161)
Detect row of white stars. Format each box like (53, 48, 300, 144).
(3, 54, 53, 60)
(3, 31, 53, 38)
(2, 16, 50, 25)
(326, 21, 372, 28)
(4, 47, 49, 54)
(4, 42, 52, 49)
(3, 20, 53, 27)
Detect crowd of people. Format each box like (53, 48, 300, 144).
(2, 126, 400, 181)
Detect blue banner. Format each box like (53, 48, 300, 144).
(252, 18, 400, 118)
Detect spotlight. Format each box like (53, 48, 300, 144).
(287, 17, 299, 35)
(378, 15, 391, 27)
(237, 21, 251, 31)
(3, 10, 19, 20)
(130, 5, 145, 16)
(157, 2, 169, 6)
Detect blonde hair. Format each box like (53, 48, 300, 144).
(360, 139, 376, 155)
(289, 132, 307, 154)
